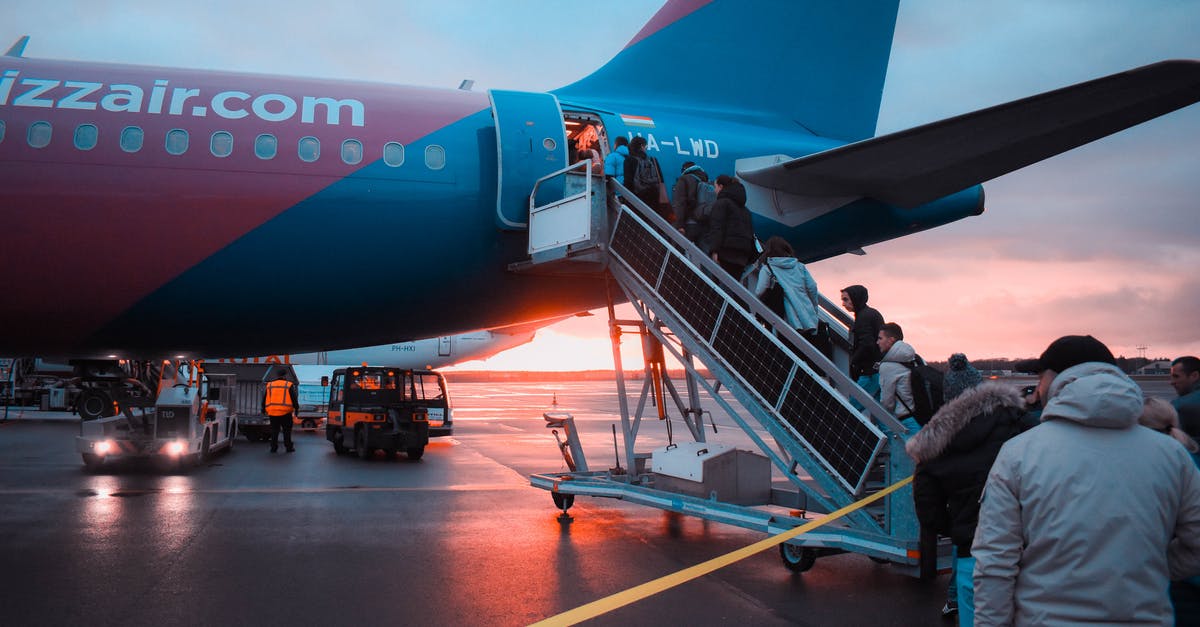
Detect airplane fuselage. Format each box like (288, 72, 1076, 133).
(0, 54, 980, 358)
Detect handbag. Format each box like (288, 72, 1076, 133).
(761, 263, 788, 319)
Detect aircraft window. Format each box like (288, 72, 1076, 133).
(383, 142, 404, 167)
(73, 124, 99, 151)
(254, 134, 277, 160)
(425, 145, 445, 170)
(165, 129, 189, 155)
(120, 126, 144, 153)
(0, 120, 6, 144)
(27, 121, 52, 149)
(341, 139, 363, 165)
(298, 136, 320, 162)
(210, 131, 233, 158)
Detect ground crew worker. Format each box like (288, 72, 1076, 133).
(262, 370, 298, 453)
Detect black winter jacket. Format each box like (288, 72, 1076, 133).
(701, 181, 755, 267)
(905, 382, 1032, 556)
(842, 284, 883, 378)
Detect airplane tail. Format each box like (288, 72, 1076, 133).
(555, 0, 900, 142)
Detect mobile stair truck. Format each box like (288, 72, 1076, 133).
(75, 360, 237, 469)
(324, 366, 431, 460)
(514, 160, 948, 576)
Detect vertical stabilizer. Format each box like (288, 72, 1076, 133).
(556, 0, 900, 142)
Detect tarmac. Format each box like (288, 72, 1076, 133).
(0, 376, 1178, 625)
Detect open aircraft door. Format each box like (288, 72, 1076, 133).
(489, 90, 567, 230)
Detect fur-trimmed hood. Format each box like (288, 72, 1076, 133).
(906, 381, 1026, 464)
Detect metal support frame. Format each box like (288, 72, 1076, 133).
(525, 178, 940, 575)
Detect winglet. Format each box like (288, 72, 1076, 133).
(5, 35, 29, 58)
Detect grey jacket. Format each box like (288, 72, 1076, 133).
(972, 362, 1200, 626)
(752, 257, 820, 331)
(878, 340, 916, 418)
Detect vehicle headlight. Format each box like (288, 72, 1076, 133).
(166, 440, 186, 456)
(95, 439, 114, 454)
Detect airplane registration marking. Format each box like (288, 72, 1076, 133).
(627, 131, 719, 158)
(0, 69, 365, 126)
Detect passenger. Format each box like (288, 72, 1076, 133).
(876, 322, 918, 435)
(700, 174, 756, 279)
(943, 353, 983, 405)
(671, 161, 710, 243)
(840, 284, 884, 402)
(622, 136, 668, 220)
(574, 138, 600, 171)
(1140, 397, 1200, 463)
(604, 136, 629, 184)
(262, 370, 298, 454)
(907, 372, 1030, 627)
(1171, 356, 1200, 423)
(1138, 397, 1200, 624)
(972, 335, 1200, 625)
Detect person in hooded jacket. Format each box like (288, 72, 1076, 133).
(840, 284, 884, 400)
(972, 335, 1200, 626)
(604, 136, 628, 184)
(876, 322, 918, 434)
(700, 174, 756, 279)
(622, 136, 667, 220)
(751, 236, 819, 332)
(907, 371, 1031, 627)
(671, 161, 710, 243)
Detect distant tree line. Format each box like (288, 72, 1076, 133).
(924, 356, 1172, 375)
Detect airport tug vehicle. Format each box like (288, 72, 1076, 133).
(325, 366, 430, 460)
(76, 360, 237, 469)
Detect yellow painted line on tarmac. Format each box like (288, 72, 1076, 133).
(0, 483, 530, 496)
(530, 476, 914, 627)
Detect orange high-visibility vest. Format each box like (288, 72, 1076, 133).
(264, 379, 295, 416)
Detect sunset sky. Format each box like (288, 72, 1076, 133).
(6, 1, 1198, 371)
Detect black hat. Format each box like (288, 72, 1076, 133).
(1013, 335, 1116, 374)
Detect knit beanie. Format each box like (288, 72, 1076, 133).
(943, 353, 983, 402)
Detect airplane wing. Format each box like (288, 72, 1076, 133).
(739, 60, 1200, 209)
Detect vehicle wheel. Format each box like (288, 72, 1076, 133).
(355, 428, 371, 460)
(77, 389, 115, 421)
(200, 430, 212, 462)
(244, 433, 257, 443)
(406, 446, 424, 460)
(780, 544, 817, 573)
(302, 419, 316, 430)
(385, 448, 397, 460)
(81, 453, 102, 470)
(552, 491, 574, 511)
(332, 434, 347, 455)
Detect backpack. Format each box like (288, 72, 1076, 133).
(632, 156, 660, 195)
(902, 356, 945, 426)
(693, 176, 717, 222)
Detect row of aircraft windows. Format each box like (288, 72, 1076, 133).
(0, 120, 445, 170)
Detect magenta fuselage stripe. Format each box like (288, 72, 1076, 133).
(0, 57, 488, 342)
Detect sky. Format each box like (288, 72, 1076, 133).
(5, 1, 1199, 371)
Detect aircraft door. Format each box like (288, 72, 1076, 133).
(489, 90, 567, 230)
(438, 336, 452, 357)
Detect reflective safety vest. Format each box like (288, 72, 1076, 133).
(264, 379, 296, 416)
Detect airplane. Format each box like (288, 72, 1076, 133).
(211, 324, 542, 369)
(1, 0, 1198, 360)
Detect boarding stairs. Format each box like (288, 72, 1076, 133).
(518, 163, 938, 574)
